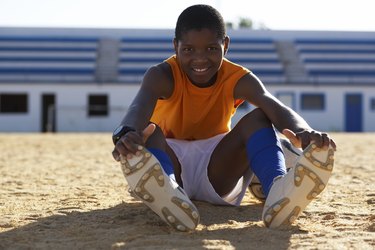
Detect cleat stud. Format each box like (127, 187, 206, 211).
(309, 172, 317, 179)
(135, 187, 141, 192)
(145, 153, 151, 158)
(319, 184, 325, 190)
(327, 164, 333, 170)
(329, 155, 334, 160)
(304, 153, 311, 157)
(297, 166, 304, 171)
(142, 174, 149, 180)
(158, 175, 164, 181)
(192, 211, 199, 219)
(177, 225, 186, 231)
(265, 214, 272, 223)
(128, 188, 132, 193)
(143, 194, 150, 200)
(311, 192, 318, 198)
(181, 202, 189, 209)
(124, 168, 131, 174)
(313, 161, 321, 167)
(289, 216, 297, 223)
(273, 204, 281, 212)
(154, 164, 161, 170)
(136, 163, 144, 169)
(167, 216, 176, 223)
(311, 144, 317, 149)
(295, 176, 301, 182)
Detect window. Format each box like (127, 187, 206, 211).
(88, 94, 108, 116)
(0, 93, 28, 113)
(301, 93, 325, 111)
(276, 92, 295, 109)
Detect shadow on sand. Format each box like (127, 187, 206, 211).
(0, 201, 307, 249)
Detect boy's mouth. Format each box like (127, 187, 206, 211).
(192, 67, 209, 73)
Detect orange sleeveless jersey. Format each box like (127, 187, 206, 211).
(150, 55, 250, 140)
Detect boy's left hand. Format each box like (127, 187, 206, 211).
(282, 129, 337, 151)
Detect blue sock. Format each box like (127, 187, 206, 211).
(246, 127, 287, 196)
(147, 148, 175, 180)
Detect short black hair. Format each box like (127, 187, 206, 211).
(175, 4, 226, 41)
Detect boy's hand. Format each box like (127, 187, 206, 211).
(112, 123, 156, 161)
(282, 128, 337, 151)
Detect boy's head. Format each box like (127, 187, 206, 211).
(175, 4, 226, 42)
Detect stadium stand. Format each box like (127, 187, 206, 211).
(0, 28, 374, 86)
(295, 39, 375, 84)
(226, 38, 286, 83)
(0, 36, 99, 82)
(118, 37, 174, 83)
(118, 37, 285, 84)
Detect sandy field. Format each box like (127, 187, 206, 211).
(0, 133, 374, 249)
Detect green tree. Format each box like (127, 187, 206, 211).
(238, 17, 253, 29)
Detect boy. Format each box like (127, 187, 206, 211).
(112, 4, 336, 231)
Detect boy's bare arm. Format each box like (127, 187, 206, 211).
(119, 62, 173, 131)
(112, 63, 173, 159)
(234, 72, 336, 149)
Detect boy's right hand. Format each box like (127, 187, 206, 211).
(112, 123, 156, 161)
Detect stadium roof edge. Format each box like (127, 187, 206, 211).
(1, 27, 375, 40)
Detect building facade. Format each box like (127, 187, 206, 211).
(1, 27, 375, 132)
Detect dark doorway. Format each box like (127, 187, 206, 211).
(41, 94, 56, 132)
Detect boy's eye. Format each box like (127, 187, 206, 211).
(208, 47, 218, 51)
(182, 47, 193, 52)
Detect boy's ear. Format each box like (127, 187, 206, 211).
(173, 38, 178, 54)
(224, 36, 230, 55)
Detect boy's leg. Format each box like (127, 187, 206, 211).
(208, 108, 334, 228)
(249, 138, 302, 201)
(208, 108, 284, 197)
(119, 125, 199, 231)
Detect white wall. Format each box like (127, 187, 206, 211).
(0, 83, 140, 132)
(54, 84, 140, 132)
(1, 83, 375, 132)
(0, 84, 41, 132)
(232, 85, 375, 132)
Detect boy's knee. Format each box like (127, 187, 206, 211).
(145, 123, 166, 147)
(151, 123, 164, 135)
(233, 108, 272, 139)
(240, 108, 271, 126)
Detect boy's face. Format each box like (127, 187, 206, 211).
(174, 28, 229, 87)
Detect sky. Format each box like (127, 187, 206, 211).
(0, 0, 374, 31)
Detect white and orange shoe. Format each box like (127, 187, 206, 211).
(262, 143, 335, 228)
(120, 147, 199, 231)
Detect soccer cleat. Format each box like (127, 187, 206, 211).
(262, 143, 334, 228)
(248, 175, 266, 201)
(119, 148, 199, 231)
(248, 138, 302, 202)
(280, 138, 303, 168)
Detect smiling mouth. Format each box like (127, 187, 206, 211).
(192, 67, 209, 73)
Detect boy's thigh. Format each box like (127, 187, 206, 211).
(207, 127, 250, 196)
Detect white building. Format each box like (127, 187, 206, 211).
(0, 27, 375, 132)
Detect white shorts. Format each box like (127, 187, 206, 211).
(166, 133, 253, 206)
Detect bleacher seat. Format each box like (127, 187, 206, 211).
(118, 37, 285, 84)
(227, 39, 285, 83)
(0, 37, 98, 82)
(295, 39, 375, 83)
(118, 38, 172, 82)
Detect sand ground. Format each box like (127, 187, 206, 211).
(0, 133, 374, 249)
